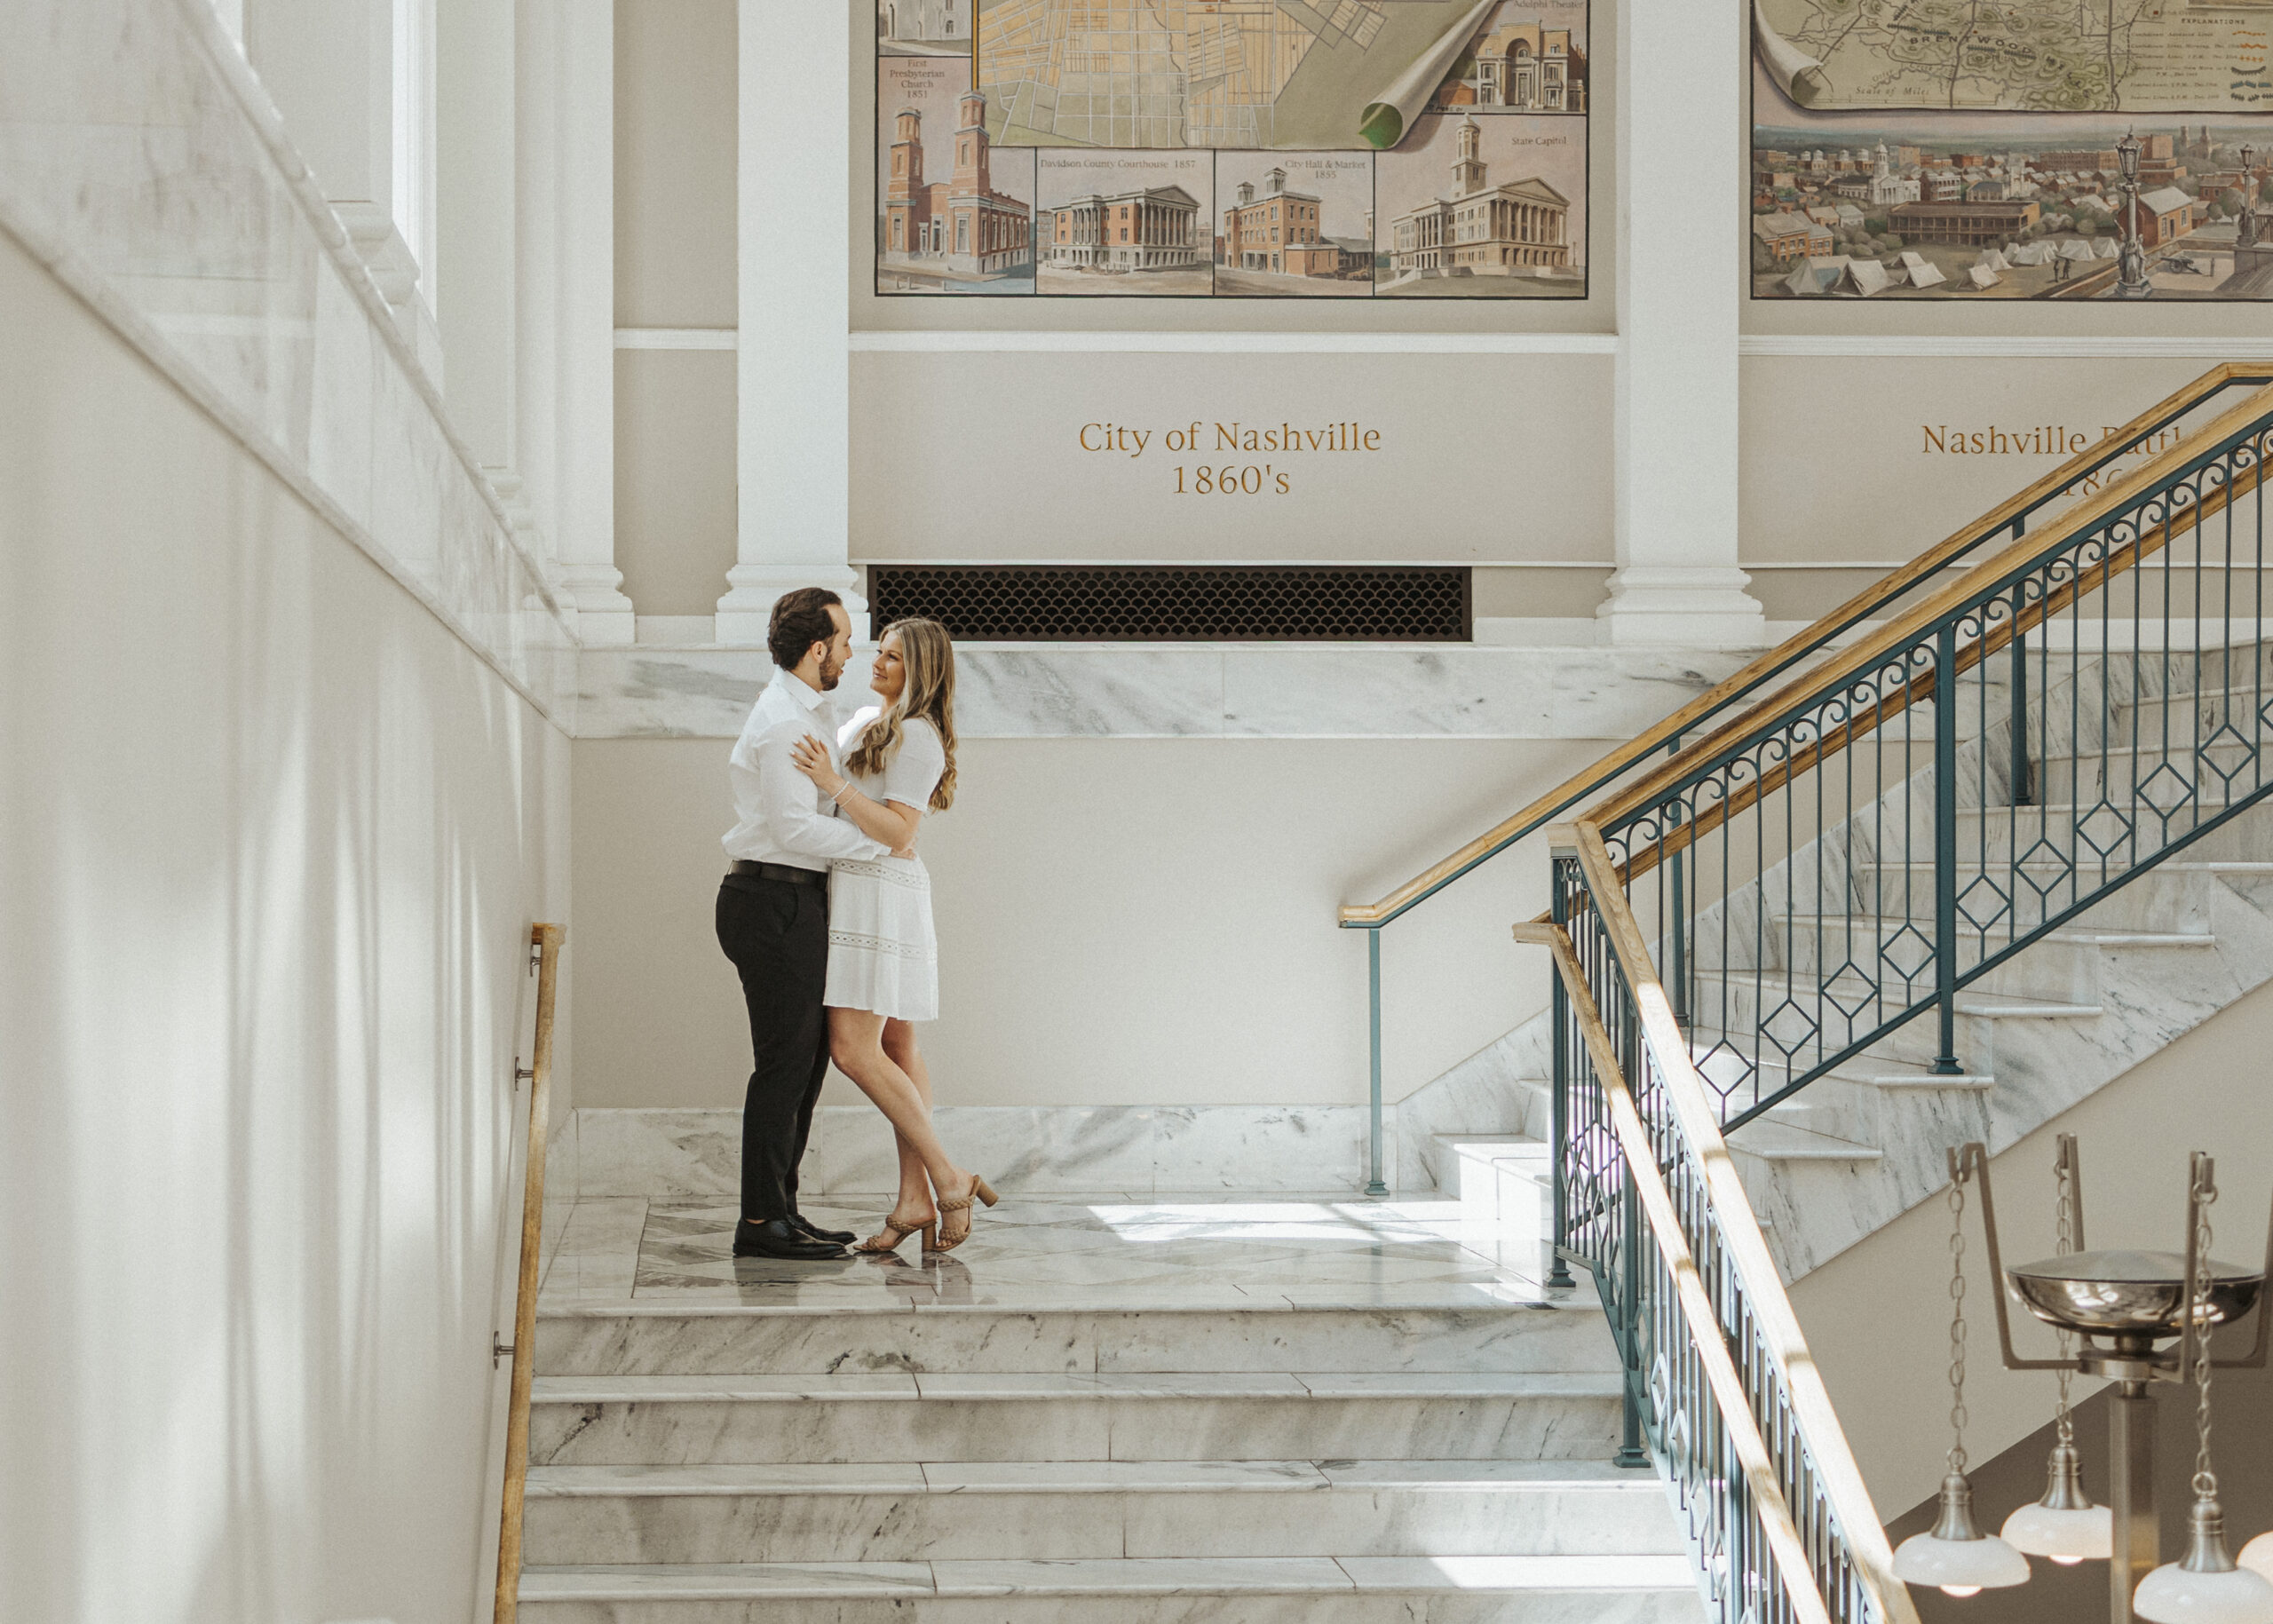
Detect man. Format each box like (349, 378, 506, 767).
(717, 588, 890, 1259)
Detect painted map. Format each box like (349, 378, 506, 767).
(978, 0, 1495, 149)
(1754, 0, 2273, 112)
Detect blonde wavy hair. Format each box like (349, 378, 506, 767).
(845, 617, 958, 811)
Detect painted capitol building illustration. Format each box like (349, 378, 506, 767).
(1390, 113, 1574, 278)
(883, 89, 1033, 277)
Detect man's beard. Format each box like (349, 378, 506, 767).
(817, 652, 844, 689)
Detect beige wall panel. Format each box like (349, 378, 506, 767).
(1474, 566, 1612, 618)
(1740, 355, 2219, 566)
(616, 0, 737, 328)
(571, 733, 1609, 1110)
(850, 351, 1613, 564)
(615, 348, 739, 615)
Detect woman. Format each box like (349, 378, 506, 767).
(790, 618, 996, 1254)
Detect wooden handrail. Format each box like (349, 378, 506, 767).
(1337, 361, 2272, 928)
(1546, 825, 1920, 1624)
(494, 922, 565, 1624)
(1581, 376, 2273, 844)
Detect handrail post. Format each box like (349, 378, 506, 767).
(1667, 735, 1687, 1025)
(2009, 521, 2033, 807)
(1932, 622, 1966, 1075)
(1546, 850, 1577, 1289)
(1615, 1156, 1651, 1469)
(1366, 926, 1389, 1197)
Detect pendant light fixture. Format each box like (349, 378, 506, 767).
(2133, 1158, 2273, 1624)
(2001, 1143, 2111, 1566)
(1894, 1164, 2030, 1597)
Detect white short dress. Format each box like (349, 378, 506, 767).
(824, 711, 946, 1021)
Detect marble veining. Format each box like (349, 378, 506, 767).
(576, 645, 1754, 741)
(0, 0, 576, 725)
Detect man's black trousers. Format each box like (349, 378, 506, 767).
(716, 872, 830, 1224)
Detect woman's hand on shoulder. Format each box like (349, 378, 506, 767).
(790, 733, 844, 796)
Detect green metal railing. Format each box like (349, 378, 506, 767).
(1340, 363, 2273, 1200)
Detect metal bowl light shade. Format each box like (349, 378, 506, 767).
(2005, 1250, 2265, 1339)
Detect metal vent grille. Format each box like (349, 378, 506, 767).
(867, 566, 1470, 642)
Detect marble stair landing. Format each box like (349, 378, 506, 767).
(519, 1192, 1704, 1622)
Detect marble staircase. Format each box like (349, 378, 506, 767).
(1401, 642, 2273, 1281)
(515, 1194, 1706, 1621)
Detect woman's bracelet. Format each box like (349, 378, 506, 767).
(831, 781, 859, 804)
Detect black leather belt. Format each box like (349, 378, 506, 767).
(729, 860, 828, 889)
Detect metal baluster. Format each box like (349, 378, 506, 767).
(2011, 522, 2033, 805)
(1366, 927, 1387, 1196)
(1548, 860, 1576, 1289)
(1933, 622, 1965, 1074)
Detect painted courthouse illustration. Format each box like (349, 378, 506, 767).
(882, 88, 1035, 290)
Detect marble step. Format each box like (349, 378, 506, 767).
(519, 1458, 1680, 1565)
(537, 1300, 1618, 1378)
(527, 1372, 1629, 1467)
(516, 1553, 1707, 1623)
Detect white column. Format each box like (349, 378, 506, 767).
(1599, 0, 1764, 648)
(245, 0, 446, 381)
(437, 0, 517, 469)
(514, 0, 632, 641)
(717, 0, 865, 645)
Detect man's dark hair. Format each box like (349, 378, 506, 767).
(767, 588, 843, 671)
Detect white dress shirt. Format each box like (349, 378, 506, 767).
(722, 669, 889, 869)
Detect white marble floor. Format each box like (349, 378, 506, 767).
(538, 1192, 1558, 1315)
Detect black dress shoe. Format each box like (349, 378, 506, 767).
(788, 1211, 857, 1245)
(733, 1217, 848, 1259)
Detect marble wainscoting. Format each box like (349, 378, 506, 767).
(577, 643, 1756, 740)
(566, 1106, 1397, 1200)
(0, 0, 576, 722)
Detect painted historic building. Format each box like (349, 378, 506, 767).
(1221, 169, 1331, 273)
(1041, 184, 1202, 270)
(883, 90, 1033, 276)
(1390, 114, 1572, 275)
(1469, 21, 1587, 112)
(877, 0, 967, 46)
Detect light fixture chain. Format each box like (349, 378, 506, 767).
(2190, 1161, 2219, 1500)
(1947, 1171, 1969, 1472)
(2054, 1145, 2076, 1445)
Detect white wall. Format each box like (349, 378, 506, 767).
(571, 733, 1603, 1111)
(0, 228, 569, 1624)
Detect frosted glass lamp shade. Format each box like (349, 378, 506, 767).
(2002, 1501, 2112, 1564)
(2239, 1533, 2273, 1585)
(2134, 1562, 2273, 1624)
(2136, 1496, 2273, 1624)
(1895, 1471, 2030, 1597)
(2001, 1442, 2111, 1565)
(1894, 1531, 2031, 1596)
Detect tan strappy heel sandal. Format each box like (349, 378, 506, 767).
(931, 1175, 999, 1252)
(854, 1210, 937, 1256)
